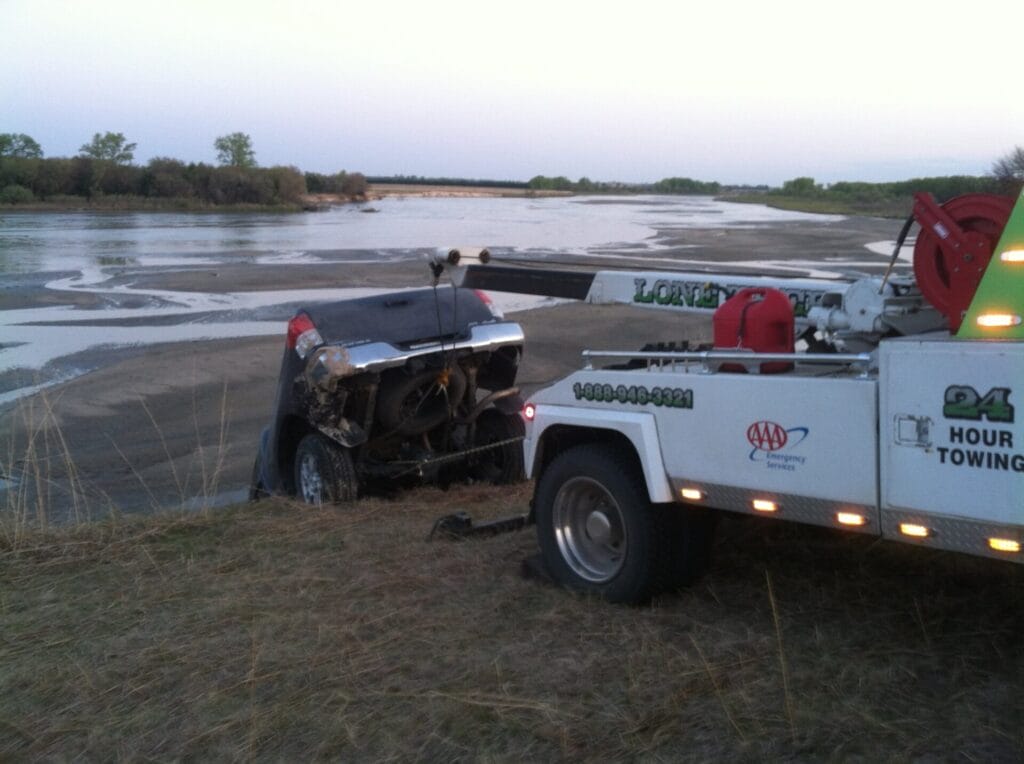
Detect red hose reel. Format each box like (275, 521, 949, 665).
(912, 192, 1013, 332)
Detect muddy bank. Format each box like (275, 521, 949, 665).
(652, 215, 897, 264)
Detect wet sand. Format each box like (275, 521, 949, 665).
(0, 213, 900, 519)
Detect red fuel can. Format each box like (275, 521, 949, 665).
(713, 287, 794, 373)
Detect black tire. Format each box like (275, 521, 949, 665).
(534, 443, 711, 604)
(376, 365, 468, 436)
(471, 409, 525, 485)
(293, 433, 358, 505)
(248, 453, 268, 501)
(664, 504, 717, 588)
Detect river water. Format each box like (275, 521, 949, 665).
(0, 195, 854, 404)
(0, 195, 842, 274)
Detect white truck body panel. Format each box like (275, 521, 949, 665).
(527, 337, 1024, 557)
(655, 373, 878, 505)
(533, 368, 878, 505)
(586, 270, 847, 321)
(881, 337, 1024, 525)
(524, 401, 674, 503)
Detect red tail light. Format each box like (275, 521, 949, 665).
(286, 313, 323, 359)
(523, 402, 536, 421)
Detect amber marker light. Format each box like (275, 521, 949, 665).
(988, 538, 1021, 553)
(899, 523, 930, 538)
(752, 499, 778, 513)
(680, 488, 704, 501)
(976, 313, 1022, 328)
(1000, 249, 1024, 263)
(836, 512, 867, 527)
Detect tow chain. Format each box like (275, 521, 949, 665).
(390, 435, 524, 478)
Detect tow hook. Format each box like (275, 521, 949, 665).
(428, 511, 531, 540)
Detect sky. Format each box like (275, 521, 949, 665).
(4, 0, 1023, 186)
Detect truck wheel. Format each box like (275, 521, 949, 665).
(293, 433, 358, 505)
(665, 506, 717, 588)
(471, 409, 525, 485)
(248, 452, 268, 501)
(534, 443, 674, 604)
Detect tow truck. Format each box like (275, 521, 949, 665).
(446, 191, 1024, 603)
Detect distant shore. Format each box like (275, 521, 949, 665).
(328, 183, 571, 203)
(0, 183, 928, 218)
(0, 189, 917, 219)
(0, 184, 574, 214)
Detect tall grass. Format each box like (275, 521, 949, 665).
(0, 379, 235, 542)
(1, 392, 92, 546)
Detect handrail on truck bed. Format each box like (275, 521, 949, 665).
(580, 349, 875, 377)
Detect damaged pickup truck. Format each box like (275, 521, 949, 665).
(250, 285, 527, 504)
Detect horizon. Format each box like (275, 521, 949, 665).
(4, 0, 1021, 186)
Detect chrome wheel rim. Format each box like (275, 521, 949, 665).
(298, 452, 324, 504)
(552, 477, 626, 583)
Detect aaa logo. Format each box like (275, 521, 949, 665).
(746, 421, 810, 464)
(747, 421, 788, 451)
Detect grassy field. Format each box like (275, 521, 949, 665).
(2, 484, 1022, 760)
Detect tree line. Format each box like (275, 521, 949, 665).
(0, 131, 367, 207)
(4, 130, 1023, 207)
(526, 150, 1024, 201)
(366, 175, 528, 189)
(775, 174, 1011, 203)
(527, 175, 722, 195)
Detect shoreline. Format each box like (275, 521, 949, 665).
(0, 184, 574, 214)
(0, 187, 916, 217)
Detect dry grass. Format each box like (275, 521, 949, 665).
(0, 378, 236, 535)
(1, 393, 95, 541)
(2, 484, 1022, 761)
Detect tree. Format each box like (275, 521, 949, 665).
(0, 184, 34, 204)
(780, 177, 820, 196)
(214, 132, 256, 167)
(79, 132, 136, 164)
(0, 133, 43, 158)
(340, 171, 367, 197)
(267, 165, 307, 204)
(992, 146, 1024, 194)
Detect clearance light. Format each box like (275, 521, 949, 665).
(752, 499, 778, 513)
(523, 403, 536, 421)
(1000, 249, 1024, 263)
(680, 488, 704, 502)
(976, 313, 1022, 328)
(836, 512, 867, 527)
(899, 523, 930, 538)
(988, 537, 1021, 554)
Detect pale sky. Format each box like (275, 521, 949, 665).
(4, 0, 1022, 185)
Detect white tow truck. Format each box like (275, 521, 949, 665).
(449, 191, 1024, 603)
